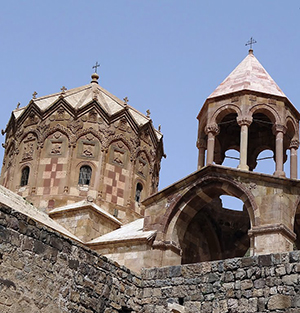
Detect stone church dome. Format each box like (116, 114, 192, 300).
(0, 73, 165, 228)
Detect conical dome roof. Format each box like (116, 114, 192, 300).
(208, 50, 286, 99)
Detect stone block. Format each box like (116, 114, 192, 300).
(282, 274, 298, 285)
(268, 294, 291, 310)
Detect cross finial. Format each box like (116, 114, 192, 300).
(92, 62, 100, 73)
(245, 37, 257, 52)
(123, 97, 129, 105)
(32, 91, 37, 99)
(61, 86, 67, 93)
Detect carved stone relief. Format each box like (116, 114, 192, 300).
(136, 152, 148, 177)
(82, 143, 95, 157)
(88, 109, 98, 123)
(68, 119, 83, 134)
(50, 141, 62, 155)
(77, 134, 99, 159)
(110, 142, 128, 167)
(49, 107, 70, 122)
(21, 133, 36, 161)
(115, 117, 132, 133)
(113, 150, 124, 165)
(22, 142, 34, 160)
(45, 132, 67, 156)
(24, 112, 39, 127)
(140, 129, 151, 145)
(37, 120, 50, 134)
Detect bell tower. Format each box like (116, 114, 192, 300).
(197, 48, 300, 178)
(143, 48, 300, 268)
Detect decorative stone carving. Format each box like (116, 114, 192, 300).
(140, 129, 151, 145)
(237, 116, 253, 127)
(37, 120, 50, 134)
(82, 143, 95, 157)
(50, 142, 62, 155)
(249, 95, 257, 102)
(24, 112, 39, 127)
(290, 139, 300, 149)
(68, 119, 83, 134)
(205, 123, 220, 136)
(113, 150, 124, 165)
(22, 142, 34, 160)
(137, 153, 147, 177)
(21, 133, 36, 161)
(15, 127, 24, 140)
(273, 124, 287, 134)
(88, 109, 98, 123)
(118, 117, 128, 132)
(56, 108, 65, 121)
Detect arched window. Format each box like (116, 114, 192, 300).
(20, 166, 30, 187)
(135, 183, 143, 203)
(78, 165, 92, 185)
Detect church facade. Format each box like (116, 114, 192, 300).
(1, 49, 300, 274)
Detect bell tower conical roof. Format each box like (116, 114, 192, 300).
(208, 50, 286, 99)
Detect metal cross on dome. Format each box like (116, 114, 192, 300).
(92, 62, 100, 73)
(245, 37, 257, 50)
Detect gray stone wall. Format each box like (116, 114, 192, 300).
(141, 253, 300, 312)
(1, 205, 300, 312)
(0, 206, 142, 312)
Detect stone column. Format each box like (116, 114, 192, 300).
(289, 139, 299, 179)
(205, 124, 219, 165)
(237, 116, 252, 171)
(197, 139, 206, 169)
(273, 124, 286, 177)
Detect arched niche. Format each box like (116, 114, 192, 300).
(42, 131, 69, 158)
(76, 133, 101, 160)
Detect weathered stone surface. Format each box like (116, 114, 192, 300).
(268, 294, 292, 310)
(2, 206, 300, 312)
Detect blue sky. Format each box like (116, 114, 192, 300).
(0, 1, 299, 190)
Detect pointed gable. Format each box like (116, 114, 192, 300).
(9, 74, 163, 141)
(208, 50, 286, 99)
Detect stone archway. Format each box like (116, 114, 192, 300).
(165, 176, 255, 264)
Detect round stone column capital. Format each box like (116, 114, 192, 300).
(272, 124, 287, 135)
(236, 116, 253, 127)
(289, 139, 299, 149)
(205, 123, 220, 136)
